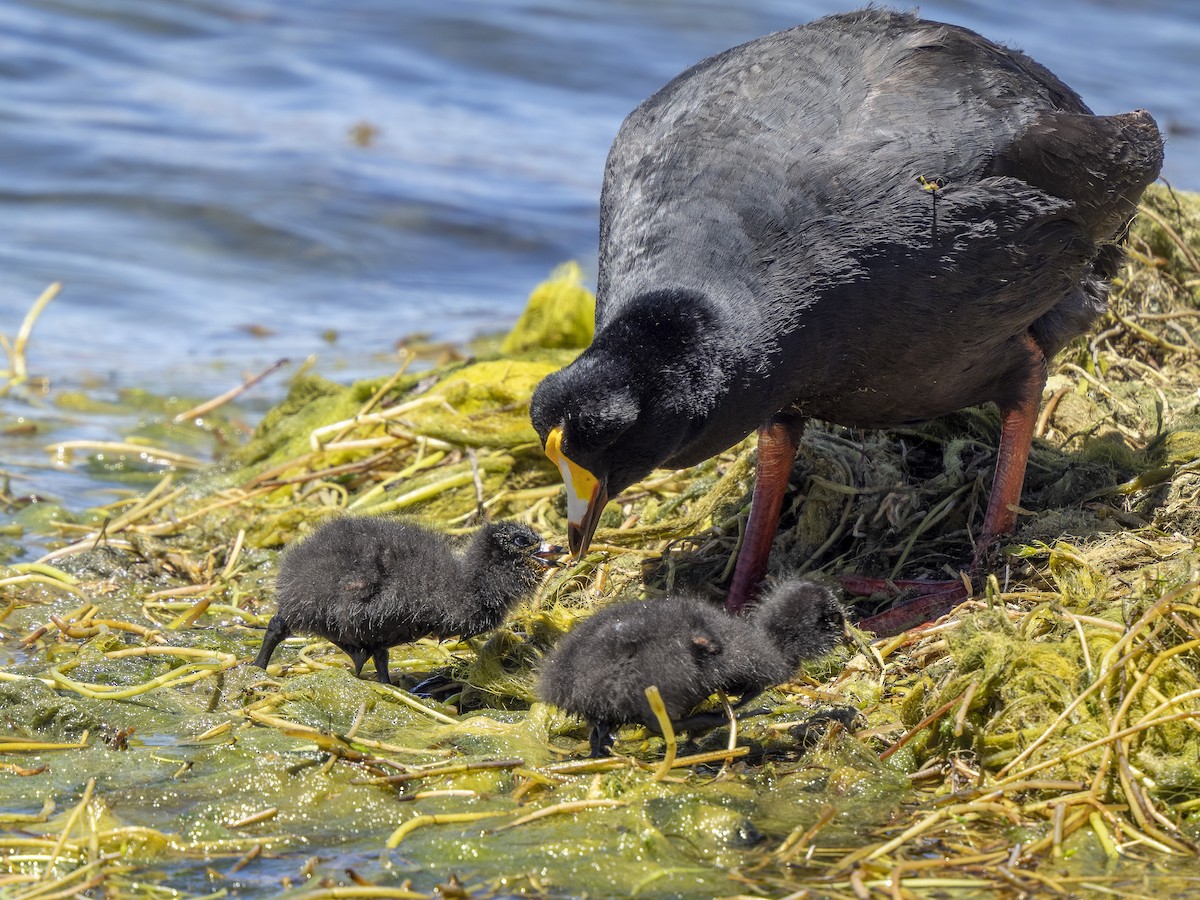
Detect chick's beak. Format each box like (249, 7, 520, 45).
(544, 426, 608, 556)
(532, 542, 566, 568)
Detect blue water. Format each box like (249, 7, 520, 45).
(2, 0, 1198, 525)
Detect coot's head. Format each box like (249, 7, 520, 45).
(531, 290, 728, 555)
(531, 354, 655, 556)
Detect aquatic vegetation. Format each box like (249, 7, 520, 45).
(0, 283, 60, 399)
(1, 190, 1199, 896)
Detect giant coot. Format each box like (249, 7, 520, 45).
(529, 9, 1163, 631)
(538, 579, 846, 756)
(253, 518, 559, 684)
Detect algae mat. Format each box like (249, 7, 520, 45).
(1, 201, 1200, 898)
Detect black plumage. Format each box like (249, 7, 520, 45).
(537, 580, 846, 756)
(529, 8, 1164, 626)
(252, 518, 557, 684)
(745, 580, 849, 671)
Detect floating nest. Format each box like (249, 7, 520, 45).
(1, 194, 1199, 897)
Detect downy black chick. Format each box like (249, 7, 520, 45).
(253, 517, 558, 684)
(538, 579, 846, 756)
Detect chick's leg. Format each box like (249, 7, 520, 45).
(589, 722, 617, 758)
(252, 615, 290, 670)
(372, 648, 392, 685)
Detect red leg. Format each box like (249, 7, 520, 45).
(852, 583, 972, 635)
(974, 351, 1044, 562)
(726, 418, 803, 614)
(840, 574, 968, 597)
(851, 335, 1047, 635)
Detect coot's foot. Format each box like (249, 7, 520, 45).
(844, 576, 970, 635)
(845, 338, 1045, 636)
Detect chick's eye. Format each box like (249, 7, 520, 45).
(504, 529, 535, 548)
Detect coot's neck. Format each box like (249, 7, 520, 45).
(592, 286, 783, 465)
(593, 287, 744, 394)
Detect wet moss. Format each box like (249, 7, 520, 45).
(499, 261, 596, 356)
(401, 359, 562, 447)
(224, 372, 368, 473)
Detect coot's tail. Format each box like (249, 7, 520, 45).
(994, 108, 1164, 245)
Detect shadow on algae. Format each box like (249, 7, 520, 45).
(1, 194, 1200, 898)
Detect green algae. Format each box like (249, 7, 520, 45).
(1, 204, 1199, 898)
(401, 359, 562, 448)
(499, 261, 596, 356)
(225, 372, 375, 474)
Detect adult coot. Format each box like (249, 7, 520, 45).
(538, 579, 845, 756)
(253, 518, 559, 684)
(529, 9, 1163, 630)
